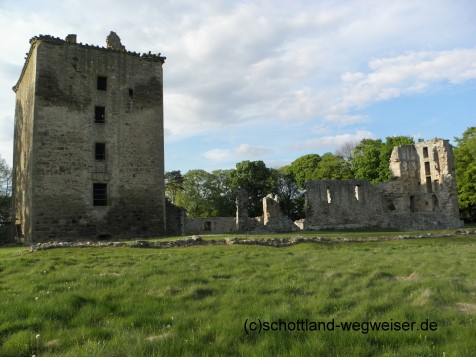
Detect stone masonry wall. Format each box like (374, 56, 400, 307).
(13, 33, 166, 242)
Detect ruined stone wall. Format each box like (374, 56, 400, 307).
(304, 180, 390, 230)
(305, 139, 463, 231)
(185, 217, 236, 235)
(13, 33, 166, 242)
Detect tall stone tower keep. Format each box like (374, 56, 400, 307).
(12, 32, 166, 242)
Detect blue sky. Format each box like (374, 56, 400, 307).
(0, 0, 475, 173)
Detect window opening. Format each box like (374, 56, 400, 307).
(326, 187, 332, 204)
(93, 183, 107, 206)
(409, 196, 416, 212)
(354, 185, 361, 201)
(95, 106, 105, 123)
(128, 88, 134, 99)
(424, 161, 431, 176)
(204, 221, 212, 231)
(422, 147, 429, 158)
(95, 143, 106, 161)
(426, 177, 432, 193)
(97, 76, 107, 90)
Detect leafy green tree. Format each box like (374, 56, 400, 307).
(208, 169, 236, 217)
(0, 156, 12, 224)
(352, 136, 414, 183)
(175, 170, 214, 218)
(314, 152, 353, 180)
(231, 160, 274, 217)
(454, 127, 476, 222)
(352, 139, 384, 183)
(272, 169, 305, 221)
(165, 170, 184, 204)
(285, 154, 321, 188)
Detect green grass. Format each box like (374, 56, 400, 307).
(0, 232, 475, 356)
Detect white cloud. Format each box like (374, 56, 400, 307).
(202, 149, 232, 162)
(292, 130, 374, 152)
(337, 49, 476, 115)
(1, 0, 476, 171)
(236, 144, 273, 158)
(202, 143, 274, 164)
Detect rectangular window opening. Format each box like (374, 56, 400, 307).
(95, 106, 105, 123)
(326, 187, 332, 204)
(426, 177, 432, 193)
(95, 142, 106, 161)
(424, 161, 431, 176)
(422, 147, 429, 158)
(93, 183, 107, 206)
(97, 76, 107, 90)
(204, 221, 212, 231)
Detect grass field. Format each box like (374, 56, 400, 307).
(0, 231, 475, 356)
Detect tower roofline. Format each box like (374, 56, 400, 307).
(12, 32, 166, 93)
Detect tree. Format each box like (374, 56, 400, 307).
(230, 160, 274, 217)
(285, 154, 321, 189)
(208, 169, 236, 217)
(351, 136, 414, 183)
(351, 139, 384, 183)
(454, 127, 476, 222)
(0, 156, 12, 224)
(314, 152, 353, 180)
(165, 170, 184, 204)
(272, 169, 305, 221)
(335, 141, 358, 162)
(175, 170, 214, 218)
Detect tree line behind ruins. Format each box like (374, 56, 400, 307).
(166, 127, 476, 223)
(0, 127, 475, 229)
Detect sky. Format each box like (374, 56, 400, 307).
(0, 0, 475, 173)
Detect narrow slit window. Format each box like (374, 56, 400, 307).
(326, 187, 332, 204)
(95, 142, 106, 161)
(355, 185, 361, 201)
(95, 106, 105, 123)
(97, 76, 107, 90)
(93, 183, 107, 206)
(128, 88, 134, 99)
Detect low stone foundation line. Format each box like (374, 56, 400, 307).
(28, 230, 476, 252)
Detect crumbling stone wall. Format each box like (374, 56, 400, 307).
(304, 139, 463, 231)
(185, 217, 236, 235)
(12, 32, 167, 242)
(262, 194, 299, 232)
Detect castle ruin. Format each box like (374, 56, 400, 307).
(12, 32, 167, 242)
(11, 32, 462, 242)
(304, 139, 463, 230)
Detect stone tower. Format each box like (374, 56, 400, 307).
(12, 32, 166, 242)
